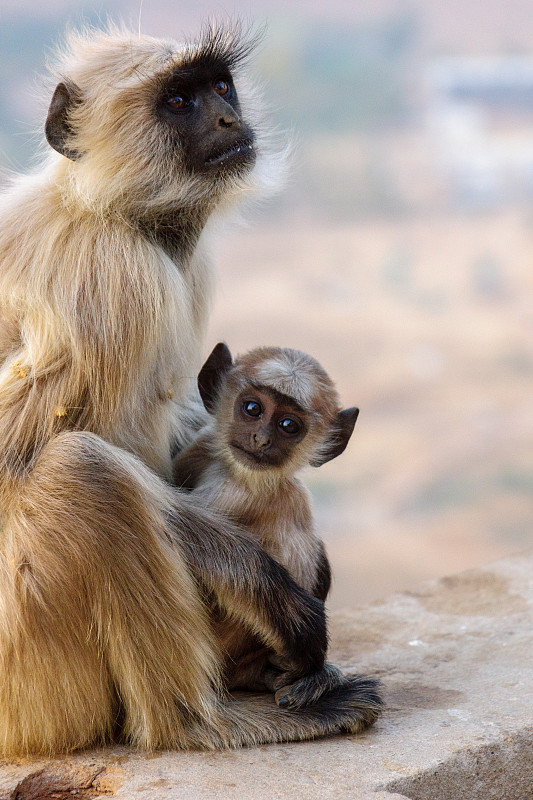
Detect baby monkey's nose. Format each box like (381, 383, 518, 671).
(252, 431, 271, 449)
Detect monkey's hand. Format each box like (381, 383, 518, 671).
(271, 662, 343, 708)
(266, 662, 378, 712)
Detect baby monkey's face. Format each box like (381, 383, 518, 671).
(229, 386, 308, 469)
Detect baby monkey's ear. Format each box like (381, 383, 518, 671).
(310, 407, 359, 467)
(198, 342, 233, 413)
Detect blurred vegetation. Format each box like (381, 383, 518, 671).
(256, 12, 419, 217)
(259, 12, 418, 134)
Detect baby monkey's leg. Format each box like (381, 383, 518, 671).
(227, 655, 364, 714)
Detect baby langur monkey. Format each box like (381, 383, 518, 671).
(173, 343, 368, 710)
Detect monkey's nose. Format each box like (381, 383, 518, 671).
(217, 106, 240, 128)
(252, 432, 271, 449)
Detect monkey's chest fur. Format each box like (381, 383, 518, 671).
(0, 194, 212, 483)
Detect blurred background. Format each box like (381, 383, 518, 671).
(1, 0, 532, 609)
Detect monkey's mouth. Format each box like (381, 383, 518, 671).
(205, 138, 255, 168)
(230, 442, 279, 469)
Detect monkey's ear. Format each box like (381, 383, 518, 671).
(198, 342, 233, 413)
(45, 82, 82, 161)
(310, 407, 359, 467)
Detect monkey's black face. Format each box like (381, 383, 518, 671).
(157, 60, 256, 175)
(229, 387, 307, 469)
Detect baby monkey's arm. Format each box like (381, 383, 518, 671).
(172, 432, 212, 490)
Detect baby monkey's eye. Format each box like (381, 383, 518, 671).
(243, 400, 262, 417)
(278, 417, 300, 435)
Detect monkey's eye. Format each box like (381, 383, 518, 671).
(213, 80, 230, 96)
(278, 418, 301, 436)
(166, 94, 193, 111)
(242, 400, 262, 417)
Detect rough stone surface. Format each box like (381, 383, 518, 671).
(1, 551, 532, 800)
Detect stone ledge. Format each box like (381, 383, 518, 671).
(1, 551, 532, 799)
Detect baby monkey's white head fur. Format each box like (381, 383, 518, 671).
(198, 343, 359, 484)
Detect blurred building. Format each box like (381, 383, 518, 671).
(427, 57, 533, 208)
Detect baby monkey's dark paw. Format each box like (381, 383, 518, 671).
(273, 663, 345, 709)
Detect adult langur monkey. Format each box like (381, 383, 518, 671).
(0, 24, 382, 756)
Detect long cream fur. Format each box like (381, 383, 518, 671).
(0, 25, 381, 756)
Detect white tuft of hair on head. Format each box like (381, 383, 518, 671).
(255, 352, 317, 408)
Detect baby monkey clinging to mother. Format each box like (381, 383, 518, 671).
(174, 343, 373, 710)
